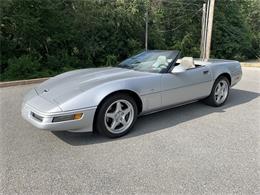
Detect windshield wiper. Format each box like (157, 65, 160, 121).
(118, 64, 133, 69)
(133, 61, 141, 64)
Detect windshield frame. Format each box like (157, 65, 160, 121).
(118, 50, 181, 74)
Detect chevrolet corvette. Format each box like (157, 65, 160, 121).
(22, 50, 242, 138)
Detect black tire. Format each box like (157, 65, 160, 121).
(203, 76, 230, 107)
(95, 93, 138, 138)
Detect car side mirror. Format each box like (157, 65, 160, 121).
(171, 65, 186, 74)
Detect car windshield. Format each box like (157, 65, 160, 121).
(118, 50, 179, 73)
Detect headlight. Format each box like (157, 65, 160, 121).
(52, 113, 83, 122)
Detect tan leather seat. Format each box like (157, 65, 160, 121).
(179, 57, 195, 69)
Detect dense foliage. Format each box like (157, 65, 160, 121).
(0, 0, 259, 81)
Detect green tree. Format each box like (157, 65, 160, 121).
(1, 0, 259, 81)
(212, 0, 253, 60)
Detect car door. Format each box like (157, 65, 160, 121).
(161, 66, 212, 107)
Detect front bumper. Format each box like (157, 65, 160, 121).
(21, 103, 97, 132)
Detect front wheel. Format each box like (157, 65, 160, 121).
(203, 76, 230, 107)
(95, 93, 138, 138)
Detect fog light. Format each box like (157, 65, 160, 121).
(52, 113, 83, 122)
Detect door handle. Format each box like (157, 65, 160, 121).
(203, 70, 209, 74)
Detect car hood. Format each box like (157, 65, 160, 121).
(35, 67, 152, 107)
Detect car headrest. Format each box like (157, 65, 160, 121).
(179, 57, 195, 69)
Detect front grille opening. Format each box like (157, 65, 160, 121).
(31, 112, 43, 122)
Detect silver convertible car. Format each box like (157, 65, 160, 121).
(22, 50, 242, 138)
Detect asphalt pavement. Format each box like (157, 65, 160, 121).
(0, 67, 259, 194)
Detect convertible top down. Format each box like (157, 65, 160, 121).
(22, 50, 242, 138)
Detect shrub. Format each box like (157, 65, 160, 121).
(1, 55, 41, 81)
(105, 54, 118, 66)
(45, 50, 80, 72)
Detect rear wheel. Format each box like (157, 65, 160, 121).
(95, 93, 138, 138)
(203, 76, 230, 107)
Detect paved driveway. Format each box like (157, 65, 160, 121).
(0, 67, 259, 194)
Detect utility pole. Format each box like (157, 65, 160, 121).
(200, 3, 207, 59)
(205, 0, 215, 60)
(204, 1, 210, 59)
(145, 0, 149, 51)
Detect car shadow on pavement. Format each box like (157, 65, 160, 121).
(52, 88, 260, 146)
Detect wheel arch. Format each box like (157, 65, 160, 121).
(93, 89, 143, 132)
(203, 72, 231, 107)
(216, 73, 231, 85)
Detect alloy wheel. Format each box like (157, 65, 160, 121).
(214, 80, 228, 104)
(104, 99, 134, 134)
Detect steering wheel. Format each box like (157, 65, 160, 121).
(152, 64, 167, 71)
(158, 64, 168, 69)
